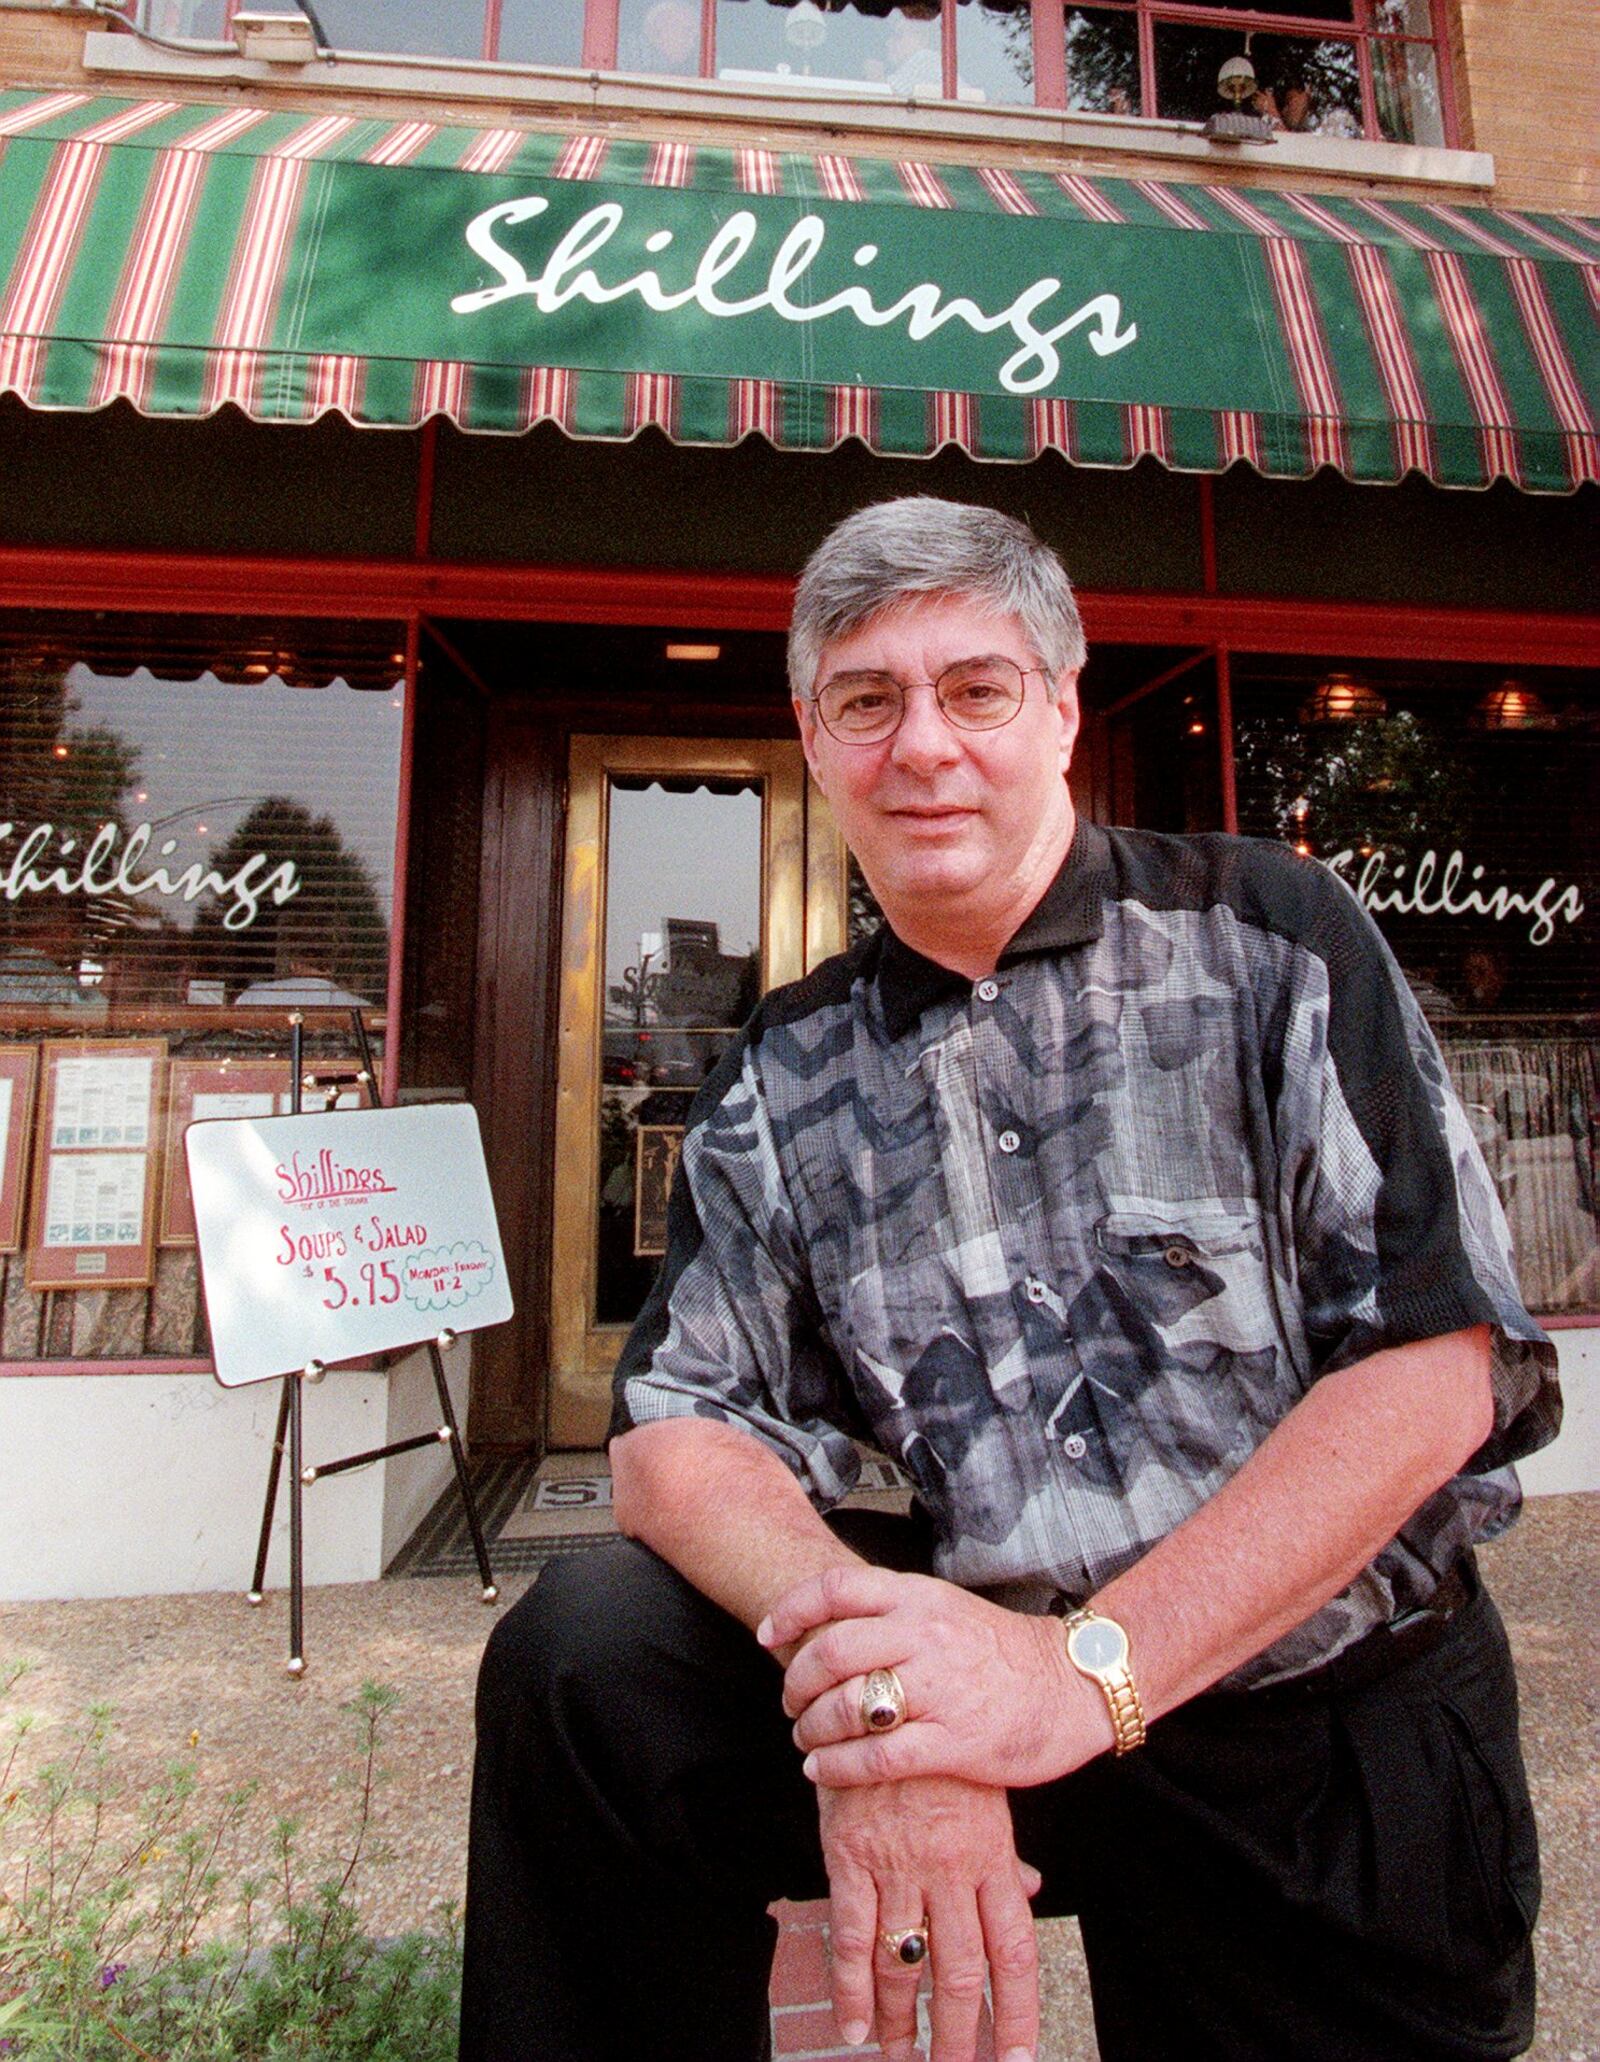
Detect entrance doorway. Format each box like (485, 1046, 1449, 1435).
(547, 734, 847, 1446)
(436, 619, 1233, 1455)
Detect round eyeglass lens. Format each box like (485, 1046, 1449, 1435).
(935, 657, 1028, 731)
(815, 658, 1028, 743)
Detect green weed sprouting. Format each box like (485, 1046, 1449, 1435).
(0, 1669, 460, 2060)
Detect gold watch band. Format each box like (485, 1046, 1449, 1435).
(1061, 1606, 1148, 1756)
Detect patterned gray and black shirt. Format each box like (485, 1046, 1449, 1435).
(613, 824, 1560, 1685)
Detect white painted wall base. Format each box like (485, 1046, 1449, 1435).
(1515, 1329, 1599, 1498)
(0, 1334, 1591, 1603)
(0, 1340, 471, 1603)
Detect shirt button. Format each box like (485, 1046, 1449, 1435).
(1164, 1245, 1191, 1269)
(1024, 1278, 1047, 1304)
(976, 979, 1000, 1002)
(997, 1129, 1021, 1155)
(1063, 1433, 1088, 1460)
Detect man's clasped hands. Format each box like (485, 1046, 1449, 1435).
(755, 1564, 1117, 2062)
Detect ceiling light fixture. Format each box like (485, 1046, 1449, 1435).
(665, 643, 722, 662)
(1473, 679, 1550, 730)
(1299, 671, 1388, 723)
(1206, 36, 1275, 143)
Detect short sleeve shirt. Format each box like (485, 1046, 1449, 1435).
(612, 825, 1561, 1685)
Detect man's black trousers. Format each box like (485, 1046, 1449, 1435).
(459, 1521, 1539, 2062)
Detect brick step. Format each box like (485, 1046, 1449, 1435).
(771, 1901, 996, 2061)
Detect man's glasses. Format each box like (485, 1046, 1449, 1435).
(805, 657, 1048, 746)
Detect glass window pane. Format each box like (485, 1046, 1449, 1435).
(956, 0, 1034, 107)
(1154, 23, 1360, 134)
(497, 0, 586, 65)
(1064, 6, 1138, 115)
(716, 1, 943, 97)
(618, 0, 706, 73)
(140, 1, 228, 34)
(311, 1, 485, 61)
(1373, 37, 1444, 146)
(0, 615, 405, 1363)
(1232, 664, 1600, 1316)
(596, 776, 762, 1324)
(1375, 0, 1433, 34)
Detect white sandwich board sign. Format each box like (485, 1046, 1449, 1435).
(186, 1103, 512, 1387)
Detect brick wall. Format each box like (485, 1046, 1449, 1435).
(0, 7, 88, 84)
(1455, 0, 1599, 213)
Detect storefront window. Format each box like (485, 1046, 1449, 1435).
(137, 1, 229, 35)
(955, 0, 1035, 105)
(1058, 0, 1446, 141)
(1153, 22, 1360, 132)
(134, 0, 1450, 133)
(1233, 661, 1599, 1316)
(716, 1, 947, 94)
(1064, 6, 1139, 113)
(1372, 33, 1444, 146)
(495, 0, 590, 68)
(298, 0, 487, 61)
(0, 616, 405, 1363)
(619, 0, 706, 75)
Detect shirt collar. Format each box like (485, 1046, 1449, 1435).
(874, 819, 1111, 1040)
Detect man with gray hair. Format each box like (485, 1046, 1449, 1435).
(461, 496, 1556, 2062)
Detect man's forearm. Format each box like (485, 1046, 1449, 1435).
(611, 1416, 865, 1643)
(771, 1325, 1500, 1795)
(1094, 1324, 1496, 1721)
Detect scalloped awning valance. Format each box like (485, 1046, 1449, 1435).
(1, 89, 1595, 492)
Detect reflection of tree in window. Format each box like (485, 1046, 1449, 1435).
(0, 665, 141, 993)
(1234, 706, 1471, 862)
(1064, 9, 1138, 115)
(189, 797, 389, 1004)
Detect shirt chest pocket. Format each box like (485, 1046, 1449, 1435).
(1094, 1202, 1282, 1358)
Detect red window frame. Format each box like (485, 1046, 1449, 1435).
(1049, 0, 1456, 144)
(139, 0, 1455, 141)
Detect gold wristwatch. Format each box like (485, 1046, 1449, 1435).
(1061, 1606, 1147, 1755)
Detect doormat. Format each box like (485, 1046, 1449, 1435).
(390, 1451, 912, 1582)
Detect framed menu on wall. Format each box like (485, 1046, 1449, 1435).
(0, 1046, 38, 1253)
(26, 1040, 167, 1291)
(160, 1059, 296, 1245)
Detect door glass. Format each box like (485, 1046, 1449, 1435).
(596, 776, 763, 1324)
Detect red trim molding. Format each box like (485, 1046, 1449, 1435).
(1, 1359, 215, 1376)
(2, 547, 1597, 666)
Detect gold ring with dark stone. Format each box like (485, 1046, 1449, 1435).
(860, 1666, 907, 1734)
(879, 1923, 930, 1967)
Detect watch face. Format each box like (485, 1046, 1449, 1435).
(1070, 1618, 1128, 1673)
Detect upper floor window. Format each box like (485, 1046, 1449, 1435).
(1064, 0, 1448, 146)
(136, 1, 1454, 147)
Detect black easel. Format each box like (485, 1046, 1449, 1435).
(246, 1007, 498, 1675)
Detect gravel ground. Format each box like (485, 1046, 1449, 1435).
(2, 1494, 1595, 2058)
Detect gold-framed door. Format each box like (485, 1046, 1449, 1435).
(548, 735, 846, 1446)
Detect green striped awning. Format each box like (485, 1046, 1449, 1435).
(1, 89, 1596, 492)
